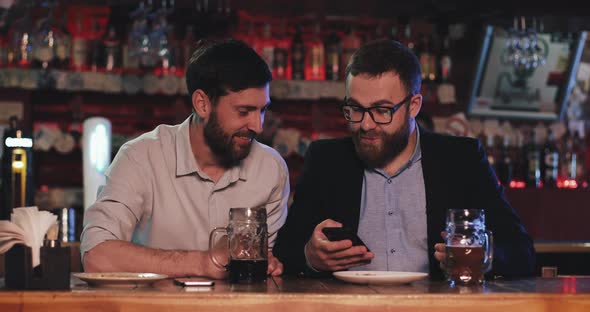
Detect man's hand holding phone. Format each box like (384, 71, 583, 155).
(304, 219, 374, 272)
(322, 227, 371, 251)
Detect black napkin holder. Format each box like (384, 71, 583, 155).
(5, 244, 71, 290)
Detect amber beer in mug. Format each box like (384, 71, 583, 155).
(209, 207, 268, 283)
(445, 209, 493, 285)
(446, 246, 486, 284)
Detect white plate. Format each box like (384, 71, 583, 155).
(333, 271, 428, 285)
(74, 272, 168, 288)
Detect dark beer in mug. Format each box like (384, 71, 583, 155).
(445, 246, 485, 284)
(228, 259, 267, 284)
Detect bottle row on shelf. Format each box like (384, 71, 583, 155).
(0, 67, 186, 95)
(234, 12, 456, 83)
(0, 68, 346, 99)
(480, 123, 589, 189)
(0, 2, 460, 83)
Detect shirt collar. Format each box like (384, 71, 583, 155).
(372, 126, 422, 178)
(175, 115, 248, 183)
(176, 115, 198, 177)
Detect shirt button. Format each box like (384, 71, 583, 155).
(388, 211, 393, 216)
(390, 249, 396, 253)
(387, 179, 392, 184)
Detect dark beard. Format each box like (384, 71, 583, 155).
(352, 109, 411, 169)
(203, 111, 255, 168)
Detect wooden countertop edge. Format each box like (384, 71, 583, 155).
(534, 242, 590, 253)
(1, 292, 590, 299)
(2, 291, 589, 312)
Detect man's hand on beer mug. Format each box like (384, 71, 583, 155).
(206, 236, 229, 279)
(434, 231, 447, 269)
(304, 219, 373, 272)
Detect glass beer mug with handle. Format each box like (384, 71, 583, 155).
(209, 207, 268, 283)
(445, 209, 493, 285)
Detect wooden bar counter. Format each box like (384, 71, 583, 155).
(2, 275, 590, 312)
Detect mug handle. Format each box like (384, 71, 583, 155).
(208, 227, 228, 270)
(483, 230, 494, 273)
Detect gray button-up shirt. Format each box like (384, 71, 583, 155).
(351, 128, 429, 272)
(81, 116, 290, 260)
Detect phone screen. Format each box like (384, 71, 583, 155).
(174, 277, 215, 287)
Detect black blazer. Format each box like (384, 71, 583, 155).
(273, 129, 535, 279)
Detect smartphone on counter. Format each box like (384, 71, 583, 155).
(174, 277, 215, 287)
(322, 227, 370, 251)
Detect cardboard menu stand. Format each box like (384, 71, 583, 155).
(5, 244, 71, 290)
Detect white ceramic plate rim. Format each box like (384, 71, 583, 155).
(74, 272, 168, 282)
(333, 271, 428, 285)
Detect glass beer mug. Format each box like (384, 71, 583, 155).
(209, 207, 268, 283)
(445, 209, 493, 285)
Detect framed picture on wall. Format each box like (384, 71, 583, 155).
(467, 25, 587, 121)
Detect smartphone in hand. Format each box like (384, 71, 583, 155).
(174, 277, 215, 287)
(322, 227, 370, 251)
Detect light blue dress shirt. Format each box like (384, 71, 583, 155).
(351, 128, 429, 273)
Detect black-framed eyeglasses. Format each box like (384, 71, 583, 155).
(341, 94, 412, 124)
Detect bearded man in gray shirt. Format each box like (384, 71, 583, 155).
(81, 39, 289, 279)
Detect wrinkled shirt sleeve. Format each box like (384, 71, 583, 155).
(80, 145, 151, 262)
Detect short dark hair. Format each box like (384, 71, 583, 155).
(185, 39, 272, 104)
(345, 39, 421, 96)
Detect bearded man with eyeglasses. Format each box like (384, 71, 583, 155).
(274, 39, 535, 280)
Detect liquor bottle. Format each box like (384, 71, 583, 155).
(181, 25, 197, 70)
(103, 26, 121, 71)
(436, 34, 456, 106)
(216, 0, 224, 14)
(0, 35, 7, 66)
(415, 33, 426, 79)
(89, 18, 102, 71)
(372, 23, 386, 41)
(305, 23, 325, 80)
(32, 19, 56, 69)
(485, 134, 496, 170)
(388, 23, 400, 42)
(259, 23, 275, 71)
(542, 129, 559, 188)
(524, 130, 541, 188)
(400, 22, 414, 50)
(14, 30, 33, 67)
(6, 32, 14, 65)
(157, 27, 172, 73)
(71, 16, 87, 71)
(495, 135, 513, 186)
(429, 33, 440, 82)
(291, 25, 305, 80)
(340, 26, 361, 80)
(224, 0, 232, 15)
(241, 22, 257, 51)
(560, 130, 577, 183)
(439, 35, 451, 83)
(417, 34, 436, 82)
(573, 131, 587, 186)
(510, 130, 526, 185)
(138, 15, 156, 72)
(53, 14, 72, 70)
(166, 25, 180, 73)
(150, 8, 172, 73)
(476, 129, 487, 148)
(273, 22, 290, 80)
(122, 23, 139, 71)
(324, 30, 341, 81)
